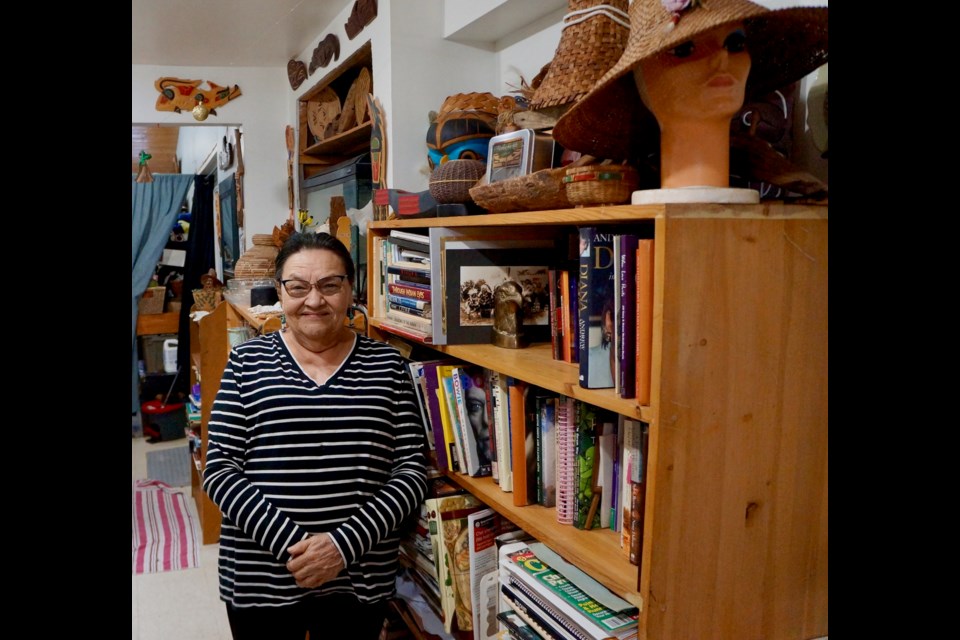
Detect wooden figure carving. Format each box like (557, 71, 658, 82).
(345, 0, 377, 40)
(367, 94, 389, 221)
(309, 34, 341, 75)
(155, 78, 241, 116)
(287, 60, 308, 90)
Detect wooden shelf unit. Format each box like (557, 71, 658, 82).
(188, 301, 283, 545)
(367, 202, 828, 639)
(297, 40, 373, 191)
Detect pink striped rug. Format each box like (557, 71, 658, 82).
(132, 479, 200, 574)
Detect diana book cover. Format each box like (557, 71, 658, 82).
(578, 227, 616, 389)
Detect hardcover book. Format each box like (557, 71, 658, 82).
(617, 234, 639, 399)
(635, 239, 655, 406)
(491, 370, 513, 493)
(507, 378, 535, 507)
(578, 227, 616, 389)
(388, 281, 431, 302)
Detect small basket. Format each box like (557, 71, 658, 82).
(563, 164, 639, 206)
(469, 166, 572, 213)
(138, 286, 166, 314)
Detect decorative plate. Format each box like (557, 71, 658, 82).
(307, 87, 341, 141)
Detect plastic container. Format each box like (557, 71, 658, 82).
(163, 338, 179, 373)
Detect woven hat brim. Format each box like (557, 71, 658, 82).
(553, 6, 828, 160)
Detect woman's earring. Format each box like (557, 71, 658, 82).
(280, 314, 287, 331)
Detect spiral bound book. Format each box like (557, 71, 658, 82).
(555, 396, 576, 525)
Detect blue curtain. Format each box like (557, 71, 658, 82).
(132, 173, 194, 413)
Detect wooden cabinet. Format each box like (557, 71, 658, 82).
(188, 301, 282, 544)
(367, 202, 828, 639)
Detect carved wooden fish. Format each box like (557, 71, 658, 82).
(154, 78, 242, 115)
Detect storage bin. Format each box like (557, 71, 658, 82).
(141, 400, 187, 441)
(139, 286, 166, 314)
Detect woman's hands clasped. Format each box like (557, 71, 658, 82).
(286, 533, 346, 588)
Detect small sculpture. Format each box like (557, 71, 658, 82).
(491, 280, 527, 349)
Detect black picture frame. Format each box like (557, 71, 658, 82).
(443, 246, 555, 345)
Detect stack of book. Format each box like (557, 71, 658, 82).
(498, 542, 639, 640)
(377, 229, 434, 342)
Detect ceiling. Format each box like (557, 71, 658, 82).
(132, 0, 354, 68)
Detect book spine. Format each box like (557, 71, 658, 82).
(567, 266, 579, 364)
(388, 302, 430, 319)
(629, 423, 650, 569)
(578, 227, 616, 389)
(523, 387, 541, 506)
(508, 378, 530, 507)
(388, 281, 431, 301)
(635, 239, 655, 405)
(574, 403, 601, 530)
(548, 268, 561, 361)
(540, 396, 560, 508)
(423, 362, 450, 471)
(483, 368, 499, 483)
(437, 368, 463, 473)
(618, 234, 639, 399)
(387, 293, 430, 311)
(387, 266, 431, 285)
(560, 269, 572, 363)
(555, 397, 575, 525)
(407, 361, 434, 455)
(493, 372, 513, 493)
(379, 319, 433, 344)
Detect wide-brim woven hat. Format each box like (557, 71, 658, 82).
(528, 0, 631, 111)
(552, 0, 828, 160)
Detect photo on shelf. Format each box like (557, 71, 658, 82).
(443, 247, 555, 345)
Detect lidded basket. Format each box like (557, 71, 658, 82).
(233, 234, 280, 279)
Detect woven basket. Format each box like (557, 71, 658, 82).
(429, 159, 486, 204)
(528, 0, 630, 110)
(563, 164, 639, 206)
(138, 286, 166, 315)
(469, 166, 573, 213)
(234, 234, 280, 280)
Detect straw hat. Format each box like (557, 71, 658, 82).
(552, 0, 828, 160)
(528, 0, 631, 111)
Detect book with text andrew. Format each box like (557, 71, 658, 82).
(578, 227, 616, 389)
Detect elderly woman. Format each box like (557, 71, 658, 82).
(202, 232, 428, 640)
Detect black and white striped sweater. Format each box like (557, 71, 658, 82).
(202, 330, 428, 607)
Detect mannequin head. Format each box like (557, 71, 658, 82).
(551, 0, 829, 187)
(633, 22, 751, 188)
(634, 22, 750, 129)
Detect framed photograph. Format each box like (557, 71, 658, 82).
(443, 246, 555, 345)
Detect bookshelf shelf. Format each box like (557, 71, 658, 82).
(367, 202, 828, 639)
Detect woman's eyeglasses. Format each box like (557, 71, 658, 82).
(278, 275, 348, 298)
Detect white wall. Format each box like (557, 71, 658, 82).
(131, 65, 290, 245)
